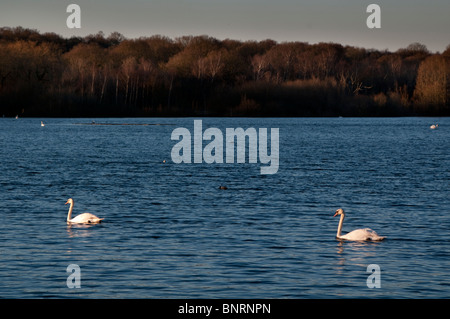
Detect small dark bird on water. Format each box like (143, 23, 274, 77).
(218, 186, 228, 190)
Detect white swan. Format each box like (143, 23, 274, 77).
(334, 208, 385, 241)
(430, 124, 438, 129)
(41, 121, 45, 127)
(65, 198, 104, 224)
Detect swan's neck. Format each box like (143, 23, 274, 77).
(67, 202, 74, 222)
(337, 213, 345, 238)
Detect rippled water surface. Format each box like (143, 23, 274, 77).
(0, 117, 449, 298)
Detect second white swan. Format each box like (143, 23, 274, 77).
(66, 198, 104, 224)
(333, 208, 385, 241)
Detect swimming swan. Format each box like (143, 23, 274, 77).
(65, 198, 104, 224)
(333, 208, 385, 241)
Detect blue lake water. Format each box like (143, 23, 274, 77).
(0, 117, 449, 298)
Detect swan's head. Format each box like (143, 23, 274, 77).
(65, 198, 73, 205)
(333, 208, 344, 217)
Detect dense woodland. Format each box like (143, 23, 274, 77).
(0, 27, 449, 117)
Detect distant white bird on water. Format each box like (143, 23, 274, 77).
(430, 124, 438, 129)
(41, 121, 45, 127)
(333, 208, 385, 241)
(65, 198, 104, 224)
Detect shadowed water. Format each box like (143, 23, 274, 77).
(0, 117, 449, 298)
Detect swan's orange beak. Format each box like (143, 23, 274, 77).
(65, 200, 69, 205)
(333, 212, 338, 217)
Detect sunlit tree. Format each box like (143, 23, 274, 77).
(414, 55, 447, 113)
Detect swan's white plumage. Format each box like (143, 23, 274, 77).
(334, 208, 385, 241)
(65, 198, 104, 224)
(337, 228, 384, 241)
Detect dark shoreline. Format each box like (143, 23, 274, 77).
(1, 27, 449, 118)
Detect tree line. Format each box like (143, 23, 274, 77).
(0, 26, 449, 117)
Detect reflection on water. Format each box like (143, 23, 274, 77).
(66, 224, 100, 238)
(335, 240, 383, 267)
(336, 240, 384, 253)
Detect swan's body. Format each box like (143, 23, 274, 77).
(65, 198, 104, 224)
(334, 208, 385, 241)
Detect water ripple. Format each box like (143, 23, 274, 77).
(0, 117, 449, 298)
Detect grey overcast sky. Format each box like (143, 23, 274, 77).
(0, 0, 449, 52)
